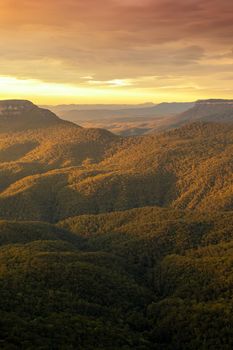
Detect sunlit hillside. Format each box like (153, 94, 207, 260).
(0, 102, 233, 221)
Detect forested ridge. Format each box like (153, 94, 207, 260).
(0, 120, 233, 221)
(0, 100, 233, 349)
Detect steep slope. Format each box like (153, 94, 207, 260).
(0, 100, 74, 132)
(178, 99, 233, 123)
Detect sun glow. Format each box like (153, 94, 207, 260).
(0, 75, 232, 105)
(0, 75, 157, 104)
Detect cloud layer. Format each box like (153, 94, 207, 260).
(0, 0, 232, 102)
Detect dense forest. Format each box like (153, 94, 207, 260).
(0, 116, 233, 221)
(0, 100, 233, 349)
(1, 207, 233, 349)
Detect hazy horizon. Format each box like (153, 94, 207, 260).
(0, 0, 232, 104)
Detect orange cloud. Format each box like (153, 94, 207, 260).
(0, 0, 232, 103)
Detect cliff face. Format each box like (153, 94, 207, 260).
(180, 99, 233, 121)
(164, 99, 233, 130)
(0, 100, 35, 115)
(0, 100, 74, 132)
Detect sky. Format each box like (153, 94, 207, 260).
(0, 0, 233, 104)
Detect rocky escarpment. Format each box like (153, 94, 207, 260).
(0, 100, 77, 132)
(178, 99, 233, 122)
(162, 99, 233, 131)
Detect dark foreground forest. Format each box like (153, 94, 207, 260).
(1, 207, 233, 349)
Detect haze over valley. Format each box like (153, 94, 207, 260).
(45, 102, 194, 136)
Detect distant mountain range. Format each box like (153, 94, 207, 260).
(44, 102, 194, 136)
(42, 102, 156, 112)
(44, 100, 233, 136)
(49, 102, 195, 120)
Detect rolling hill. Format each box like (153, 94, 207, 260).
(0, 114, 232, 221)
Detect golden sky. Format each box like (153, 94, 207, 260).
(0, 0, 233, 104)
